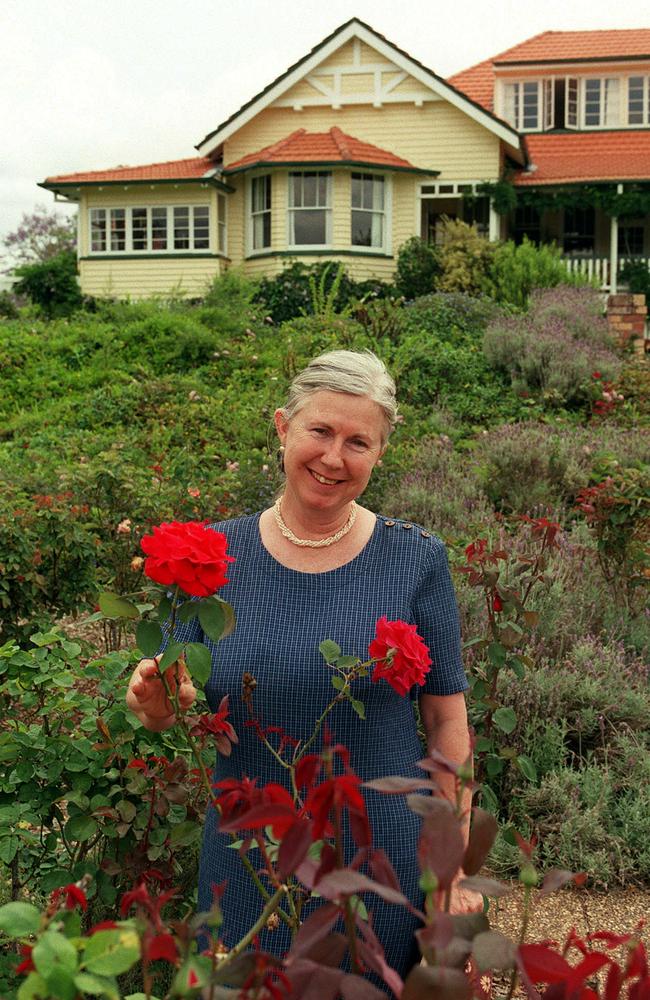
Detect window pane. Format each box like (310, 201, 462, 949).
(522, 81, 538, 129)
(302, 174, 318, 207)
(293, 209, 326, 245)
(352, 209, 372, 246)
(132, 208, 148, 251)
(151, 207, 167, 250)
(351, 175, 362, 208)
(193, 206, 209, 249)
(253, 213, 271, 250)
(110, 209, 125, 251)
(174, 207, 190, 249)
(253, 176, 270, 212)
(90, 209, 106, 252)
(318, 173, 328, 206)
(585, 79, 601, 125)
(628, 77, 645, 124)
(603, 78, 620, 126)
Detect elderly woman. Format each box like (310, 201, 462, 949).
(127, 349, 477, 982)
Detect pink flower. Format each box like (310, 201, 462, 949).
(116, 519, 132, 535)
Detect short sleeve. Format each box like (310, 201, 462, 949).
(412, 537, 468, 696)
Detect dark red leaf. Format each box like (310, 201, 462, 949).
(146, 933, 178, 964)
(363, 776, 436, 794)
(401, 964, 472, 1000)
(519, 944, 573, 983)
(418, 804, 465, 888)
(340, 973, 387, 998)
(315, 869, 411, 909)
(288, 902, 340, 959)
(459, 875, 511, 897)
(369, 848, 402, 893)
(463, 809, 498, 876)
(589, 930, 632, 949)
(569, 953, 611, 988)
(540, 869, 583, 896)
(303, 933, 348, 969)
(355, 922, 404, 998)
(278, 819, 313, 880)
(219, 802, 298, 833)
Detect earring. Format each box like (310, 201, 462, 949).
(277, 445, 285, 474)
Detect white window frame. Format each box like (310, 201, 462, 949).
(581, 76, 621, 129)
(247, 174, 272, 255)
(350, 172, 391, 253)
(501, 80, 542, 131)
(217, 194, 228, 256)
(287, 171, 332, 250)
(627, 75, 650, 126)
(87, 205, 211, 255)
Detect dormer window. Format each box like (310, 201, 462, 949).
(628, 76, 649, 125)
(503, 81, 540, 131)
(584, 78, 620, 127)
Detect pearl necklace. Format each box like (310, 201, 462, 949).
(273, 497, 357, 548)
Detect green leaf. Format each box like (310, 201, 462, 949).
(169, 820, 201, 848)
(509, 656, 525, 680)
(158, 641, 185, 672)
(157, 595, 172, 621)
(83, 928, 140, 976)
(330, 675, 345, 691)
(185, 643, 212, 685)
(74, 973, 120, 1000)
(98, 593, 139, 621)
(486, 756, 505, 777)
(135, 621, 163, 658)
(0, 835, 19, 863)
(33, 931, 78, 978)
(493, 707, 517, 734)
(337, 655, 359, 669)
(218, 599, 237, 638)
(125, 995, 162, 1000)
(350, 698, 365, 720)
(65, 814, 98, 842)
(517, 755, 537, 782)
(0, 901, 41, 936)
(17, 972, 49, 1000)
(198, 599, 225, 642)
(178, 601, 199, 624)
(319, 639, 341, 663)
(487, 642, 507, 667)
(474, 736, 493, 754)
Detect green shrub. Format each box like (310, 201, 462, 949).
(13, 250, 82, 318)
(400, 291, 503, 345)
(487, 237, 590, 309)
(619, 259, 650, 298)
(0, 290, 18, 318)
(394, 236, 441, 299)
(254, 260, 392, 324)
(437, 219, 495, 295)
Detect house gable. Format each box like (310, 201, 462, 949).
(196, 19, 523, 159)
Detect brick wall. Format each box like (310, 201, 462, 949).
(607, 293, 648, 354)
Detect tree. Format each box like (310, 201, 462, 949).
(13, 251, 82, 318)
(3, 204, 77, 267)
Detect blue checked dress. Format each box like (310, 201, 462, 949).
(169, 513, 467, 983)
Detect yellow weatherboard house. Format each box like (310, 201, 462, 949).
(41, 18, 525, 299)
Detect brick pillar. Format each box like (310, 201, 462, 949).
(607, 293, 648, 354)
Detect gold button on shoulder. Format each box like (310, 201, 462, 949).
(420, 530, 431, 538)
(384, 519, 396, 527)
(402, 523, 413, 530)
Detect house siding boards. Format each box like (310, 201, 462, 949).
(224, 104, 500, 180)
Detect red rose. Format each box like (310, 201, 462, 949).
(368, 617, 432, 697)
(141, 521, 234, 598)
(493, 594, 503, 612)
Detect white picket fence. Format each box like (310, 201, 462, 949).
(563, 256, 650, 291)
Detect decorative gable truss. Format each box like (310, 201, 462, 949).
(274, 38, 435, 110)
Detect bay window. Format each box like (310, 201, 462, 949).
(289, 171, 331, 246)
(351, 173, 385, 248)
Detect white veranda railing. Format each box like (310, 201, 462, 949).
(562, 255, 650, 291)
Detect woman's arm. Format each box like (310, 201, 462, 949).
(419, 691, 482, 914)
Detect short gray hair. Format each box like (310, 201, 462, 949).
(281, 350, 398, 443)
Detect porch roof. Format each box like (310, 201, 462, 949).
(223, 127, 434, 175)
(42, 156, 216, 185)
(514, 131, 650, 186)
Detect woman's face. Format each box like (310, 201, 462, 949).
(274, 390, 385, 514)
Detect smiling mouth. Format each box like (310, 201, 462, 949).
(309, 469, 341, 486)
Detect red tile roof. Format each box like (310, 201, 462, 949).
(224, 127, 421, 172)
(450, 30, 650, 111)
(514, 131, 650, 185)
(493, 29, 650, 64)
(43, 156, 215, 185)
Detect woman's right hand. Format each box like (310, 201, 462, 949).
(126, 657, 197, 731)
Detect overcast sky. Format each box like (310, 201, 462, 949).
(2, 0, 649, 261)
